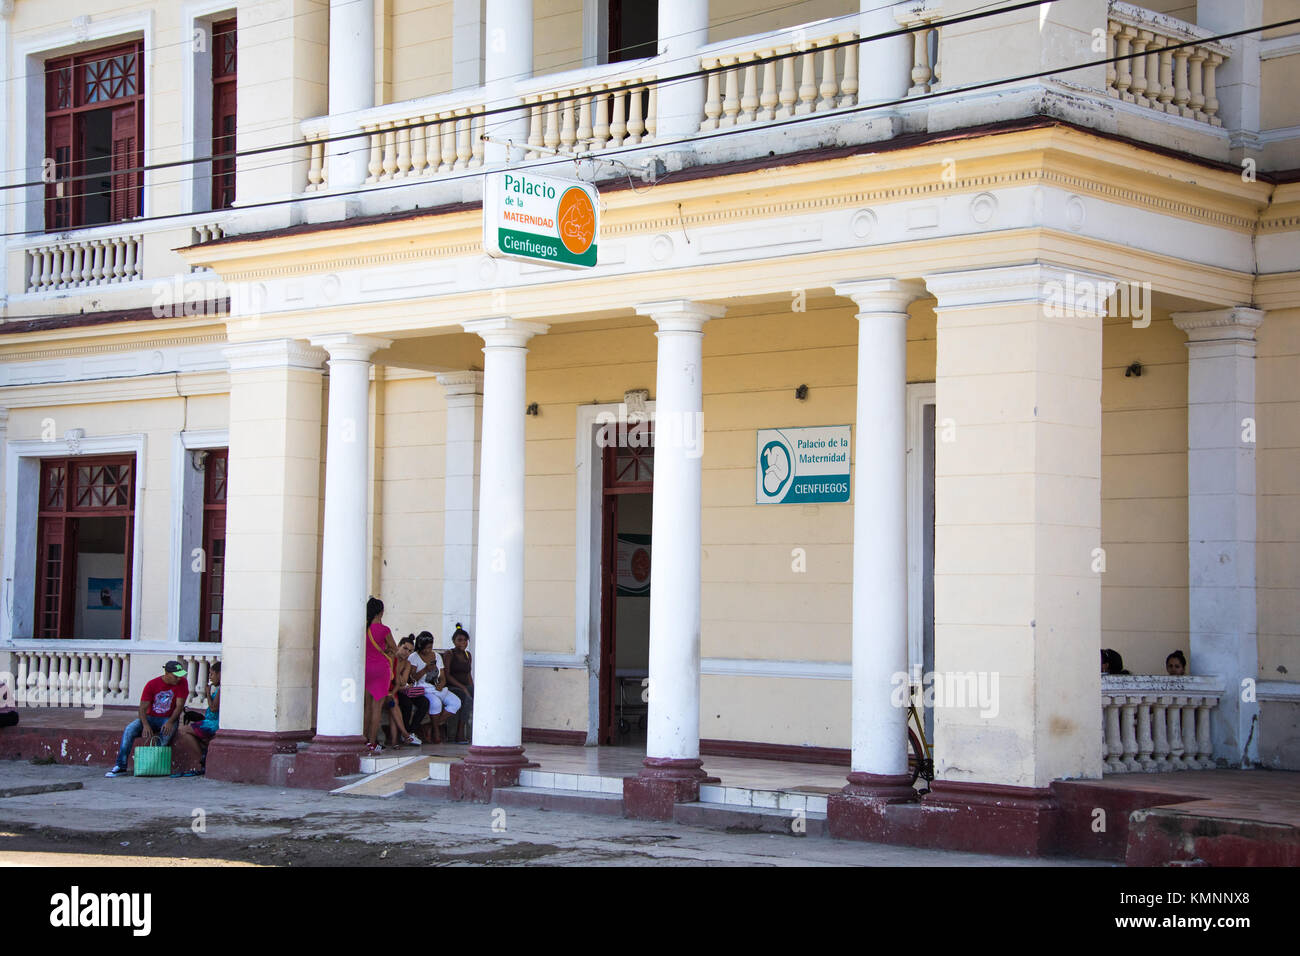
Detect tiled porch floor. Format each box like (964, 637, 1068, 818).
(417, 742, 851, 792)
(1066, 769, 1300, 827)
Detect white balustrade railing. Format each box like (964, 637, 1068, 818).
(894, 3, 942, 96)
(699, 26, 859, 131)
(520, 65, 658, 157)
(1102, 675, 1222, 772)
(25, 233, 144, 293)
(1106, 2, 1228, 126)
(6, 643, 222, 710)
(10, 646, 131, 707)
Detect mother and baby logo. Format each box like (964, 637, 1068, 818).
(50, 887, 151, 936)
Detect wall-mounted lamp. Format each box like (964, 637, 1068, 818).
(1124, 362, 1143, 378)
(795, 384, 809, 401)
(525, 403, 540, 416)
(190, 449, 210, 471)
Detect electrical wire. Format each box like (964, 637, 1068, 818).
(4, 5, 1292, 239)
(2, 0, 1057, 194)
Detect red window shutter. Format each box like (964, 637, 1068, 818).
(109, 104, 140, 222)
(45, 115, 73, 230)
(211, 83, 237, 209)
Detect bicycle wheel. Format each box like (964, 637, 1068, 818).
(907, 728, 926, 787)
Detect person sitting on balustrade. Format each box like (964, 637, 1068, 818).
(106, 660, 189, 777)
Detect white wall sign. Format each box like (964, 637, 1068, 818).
(483, 171, 599, 268)
(756, 425, 852, 504)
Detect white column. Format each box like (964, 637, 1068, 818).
(484, 0, 532, 163)
(309, 333, 390, 740)
(834, 280, 925, 793)
(436, 371, 484, 643)
(859, 0, 912, 103)
(656, 0, 710, 142)
(634, 300, 724, 765)
(452, 0, 486, 90)
(327, 0, 376, 189)
(1172, 307, 1263, 765)
(463, 318, 547, 749)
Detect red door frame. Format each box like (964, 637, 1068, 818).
(198, 449, 228, 642)
(597, 434, 654, 745)
(35, 454, 136, 639)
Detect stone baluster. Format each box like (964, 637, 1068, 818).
(544, 99, 561, 150)
(817, 45, 837, 110)
(1188, 49, 1206, 120)
(1121, 697, 1141, 771)
(559, 97, 577, 150)
(1204, 53, 1222, 126)
(456, 110, 473, 168)
(1135, 699, 1155, 770)
(1151, 697, 1171, 770)
(39, 248, 53, 290)
(721, 57, 741, 127)
(840, 37, 858, 107)
(1105, 21, 1119, 95)
(577, 96, 593, 148)
(797, 49, 817, 113)
(1145, 35, 1163, 109)
(382, 124, 399, 179)
(909, 26, 932, 95)
(1131, 31, 1151, 107)
(740, 62, 759, 123)
(593, 90, 611, 149)
(700, 63, 722, 131)
(395, 124, 411, 177)
(307, 138, 324, 189)
(1104, 697, 1125, 772)
(778, 49, 797, 118)
(1172, 47, 1191, 115)
(759, 54, 778, 121)
(1116, 26, 1134, 100)
(407, 117, 426, 176)
(69, 243, 86, 288)
(441, 117, 457, 171)
(626, 87, 645, 144)
(471, 113, 485, 166)
(125, 237, 139, 281)
(646, 86, 657, 140)
(111, 239, 126, 281)
(1156, 42, 1174, 111)
(1167, 695, 1188, 769)
(610, 90, 627, 147)
(1194, 698, 1215, 768)
(58, 246, 73, 288)
(366, 128, 383, 182)
(1181, 699, 1199, 766)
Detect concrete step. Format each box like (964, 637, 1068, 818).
(404, 779, 452, 800)
(675, 800, 827, 837)
(493, 785, 625, 816)
(698, 783, 831, 815)
(516, 768, 625, 795)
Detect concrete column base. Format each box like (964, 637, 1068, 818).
(842, 771, 919, 803)
(623, 757, 720, 821)
(288, 734, 367, 789)
(205, 728, 311, 784)
(448, 745, 534, 802)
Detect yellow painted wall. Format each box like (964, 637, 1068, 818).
(373, 373, 447, 639)
(534, 0, 584, 76)
(1099, 309, 1189, 676)
(389, 0, 456, 103)
(1256, 306, 1300, 684)
(1261, 56, 1300, 132)
(708, 0, 857, 44)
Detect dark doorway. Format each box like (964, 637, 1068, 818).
(608, 0, 658, 62)
(598, 424, 653, 745)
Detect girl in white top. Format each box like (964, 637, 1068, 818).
(409, 632, 461, 742)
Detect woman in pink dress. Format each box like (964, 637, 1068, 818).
(365, 596, 397, 751)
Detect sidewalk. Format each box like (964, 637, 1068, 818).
(0, 762, 1107, 867)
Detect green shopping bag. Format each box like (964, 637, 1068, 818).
(132, 745, 172, 777)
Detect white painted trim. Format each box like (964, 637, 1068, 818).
(13, 11, 156, 232)
(1260, 124, 1300, 143)
(1256, 681, 1300, 702)
(2, 638, 222, 656)
(167, 429, 228, 644)
(182, 2, 238, 215)
(574, 400, 655, 745)
(524, 652, 586, 669)
(906, 381, 935, 678)
(1260, 34, 1300, 61)
(700, 658, 849, 680)
(2, 433, 147, 644)
(582, 0, 609, 67)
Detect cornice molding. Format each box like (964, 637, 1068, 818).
(224, 339, 327, 373)
(0, 333, 226, 364)
(309, 333, 393, 363)
(462, 317, 549, 348)
(1171, 307, 1264, 343)
(211, 165, 1262, 285)
(833, 278, 928, 315)
(434, 370, 484, 396)
(924, 263, 1117, 314)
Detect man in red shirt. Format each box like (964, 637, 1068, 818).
(105, 661, 189, 777)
